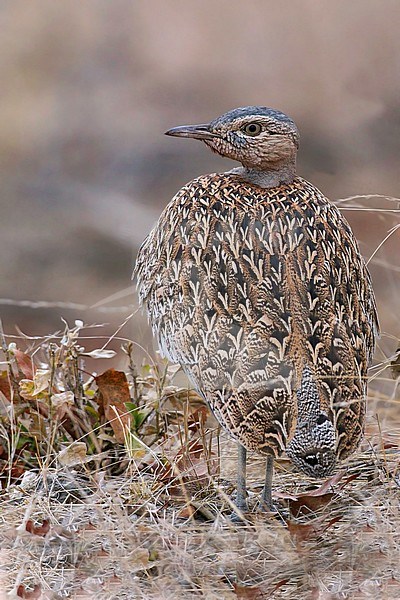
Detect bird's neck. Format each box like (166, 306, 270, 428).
(227, 158, 297, 189)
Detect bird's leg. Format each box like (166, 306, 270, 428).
(236, 443, 248, 512)
(260, 454, 274, 511)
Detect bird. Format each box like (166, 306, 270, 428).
(134, 106, 378, 514)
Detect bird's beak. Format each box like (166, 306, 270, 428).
(164, 123, 219, 140)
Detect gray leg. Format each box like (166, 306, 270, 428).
(260, 454, 274, 511)
(236, 443, 248, 512)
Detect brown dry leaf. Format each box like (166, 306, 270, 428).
(290, 471, 359, 516)
(323, 515, 343, 532)
(339, 472, 360, 487)
(0, 371, 11, 403)
(163, 386, 205, 410)
(159, 439, 219, 489)
(57, 441, 87, 466)
(186, 451, 218, 479)
(16, 585, 41, 599)
(177, 504, 196, 518)
(103, 574, 122, 590)
(187, 406, 209, 433)
(270, 580, 290, 595)
(287, 514, 342, 543)
(279, 471, 346, 517)
(288, 492, 335, 517)
(96, 369, 132, 443)
(14, 349, 34, 380)
(10, 462, 26, 480)
(25, 518, 50, 537)
(234, 579, 289, 599)
(286, 519, 318, 543)
(234, 583, 264, 599)
(302, 470, 346, 496)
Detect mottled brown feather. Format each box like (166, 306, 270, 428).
(135, 172, 378, 467)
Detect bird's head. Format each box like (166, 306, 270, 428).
(286, 413, 337, 478)
(165, 106, 299, 171)
(286, 366, 337, 478)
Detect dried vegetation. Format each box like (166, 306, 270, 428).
(0, 197, 399, 599)
(0, 319, 398, 600)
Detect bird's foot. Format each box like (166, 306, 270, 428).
(257, 498, 277, 513)
(229, 509, 248, 524)
(229, 499, 249, 524)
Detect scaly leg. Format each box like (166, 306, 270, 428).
(236, 443, 248, 512)
(260, 454, 274, 511)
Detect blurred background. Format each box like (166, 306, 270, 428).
(0, 0, 399, 367)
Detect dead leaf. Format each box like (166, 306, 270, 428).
(14, 349, 34, 379)
(339, 472, 360, 487)
(183, 500, 216, 521)
(19, 369, 51, 400)
(18, 379, 35, 400)
(0, 371, 12, 402)
(51, 391, 75, 408)
(32, 369, 51, 395)
(10, 462, 26, 479)
(278, 471, 346, 517)
(187, 406, 209, 432)
(286, 514, 342, 543)
(163, 386, 206, 411)
(234, 583, 264, 599)
(96, 369, 132, 443)
(323, 515, 343, 532)
(288, 492, 334, 517)
(286, 519, 318, 543)
(290, 471, 359, 516)
(17, 584, 42, 599)
(58, 441, 87, 466)
(177, 504, 196, 518)
(158, 438, 218, 491)
(302, 470, 346, 496)
(25, 519, 50, 537)
(234, 579, 289, 599)
(271, 579, 290, 594)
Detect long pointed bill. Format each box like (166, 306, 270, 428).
(164, 123, 219, 140)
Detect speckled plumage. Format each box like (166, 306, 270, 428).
(135, 106, 378, 505)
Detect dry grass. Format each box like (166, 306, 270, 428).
(0, 196, 399, 599)
(0, 430, 399, 599)
(0, 324, 398, 600)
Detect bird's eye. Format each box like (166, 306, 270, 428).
(242, 123, 262, 136)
